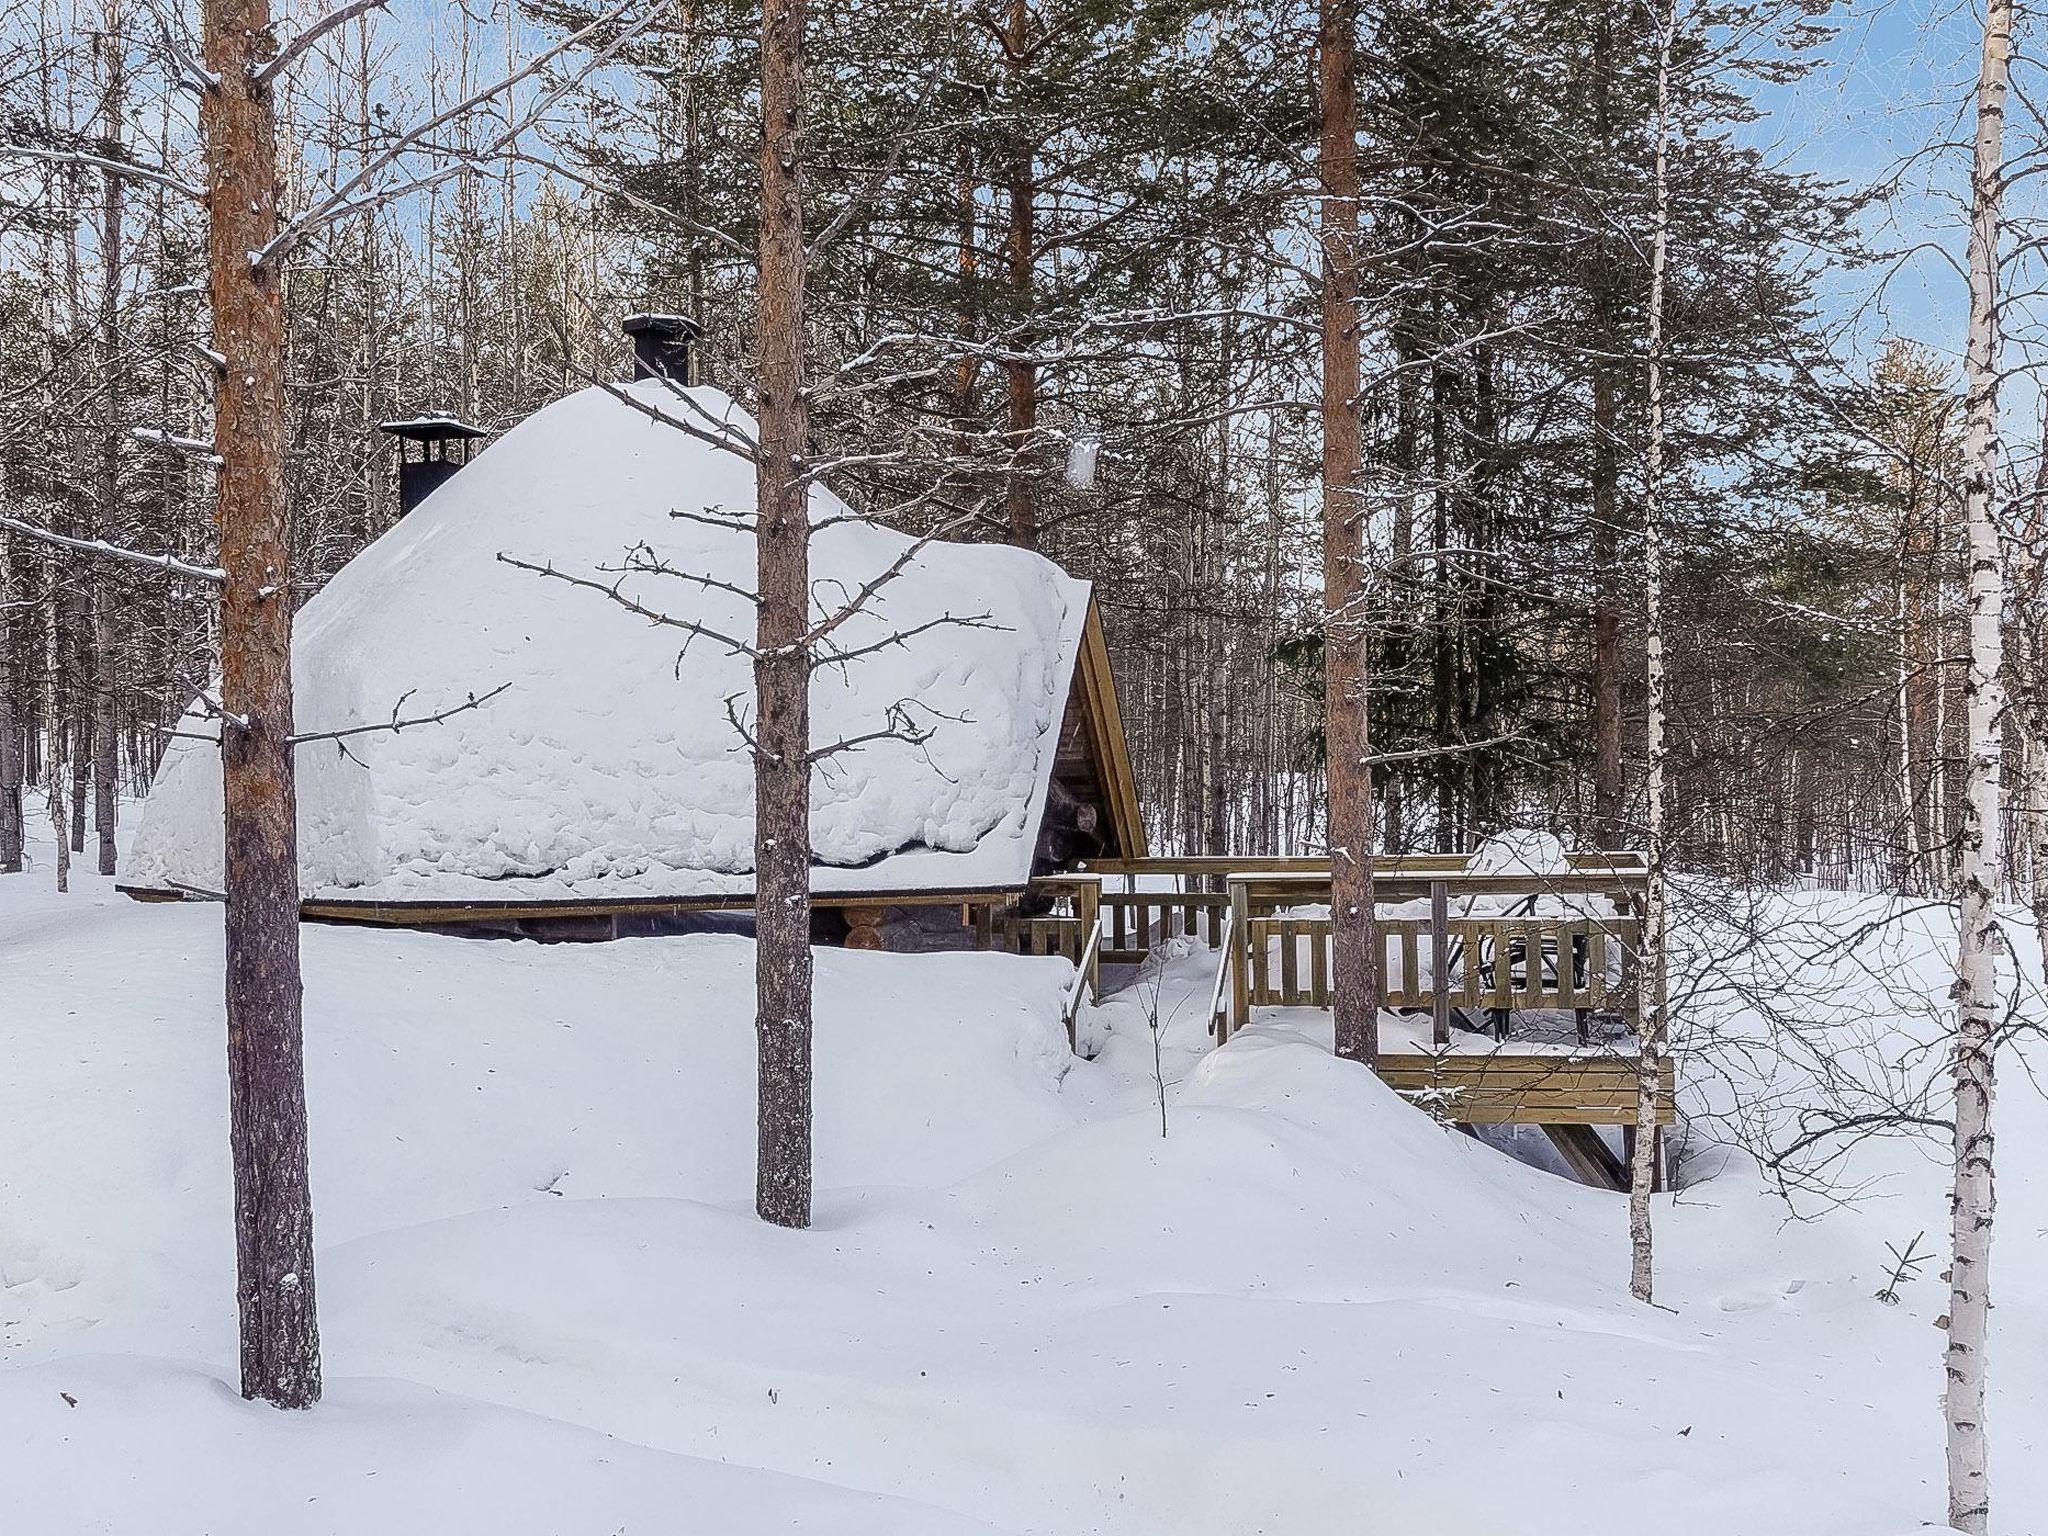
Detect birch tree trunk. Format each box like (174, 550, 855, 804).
(1319, 0, 1377, 1066)
(1946, 0, 2011, 1523)
(1628, 0, 1675, 1307)
(93, 6, 125, 879)
(753, 0, 815, 1231)
(202, 0, 322, 1407)
(1001, 0, 1038, 551)
(1588, 0, 1625, 850)
(0, 524, 20, 873)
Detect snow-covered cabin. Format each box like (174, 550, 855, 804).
(124, 379, 1145, 940)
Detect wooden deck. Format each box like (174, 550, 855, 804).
(976, 853, 1674, 1138)
(1376, 1052, 1674, 1127)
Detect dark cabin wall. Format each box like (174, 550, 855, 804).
(1030, 680, 1116, 877)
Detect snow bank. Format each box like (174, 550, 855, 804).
(7, 841, 2047, 1534)
(128, 382, 1088, 903)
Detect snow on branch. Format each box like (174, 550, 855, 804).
(0, 510, 225, 585)
(1, 145, 204, 201)
(131, 426, 223, 464)
(1359, 733, 1526, 769)
(255, 0, 391, 87)
(138, 0, 219, 93)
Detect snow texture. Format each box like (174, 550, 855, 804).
(127, 381, 1089, 904)
(6, 817, 2046, 1534)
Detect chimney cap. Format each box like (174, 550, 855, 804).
(621, 312, 700, 340)
(379, 414, 489, 445)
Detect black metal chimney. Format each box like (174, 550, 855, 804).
(622, 313, 701, 386)
(379, 415, 488, 518)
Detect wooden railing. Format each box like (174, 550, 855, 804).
(1238, 911, 1641, 1032)
(988, 853, 1673, 1144)
(978, 853, 1654, 1065)
(1216, 859, 1650, 1045)
(982, 875, 1100, 1011)
(1101, 889, 1226, 959)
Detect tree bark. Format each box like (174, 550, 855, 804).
(1588, 0, 1625, 850)
(1319, 0, 1377, 1066)
(1001, 0, 1037, 551)
(202, 0, 322, 1407)
(93, 11, 126, 879)
(1628, 0, 1675, 1308)
(1946, 0, 2011, 1524)
(753, 0, 814, 1231)
(0, 522, 20, 873)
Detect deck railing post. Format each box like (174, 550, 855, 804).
(1077, 877, 1100, 1002)
(1227, 876, 1252, 1036)
(1430, 879, 1450, 1046)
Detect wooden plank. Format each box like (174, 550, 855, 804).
(1310, 918, 1329, 1005)
(1542, 1125, 1630, 1191)
(1376, 1053, 1676, 1127)
(1229, 880, 1252, 1032)
(1279, 918, 1300, 1003)
(1075, 600, 1149, 860)
(1430, 881, 1450, 1045)
(1517, 924, 1544, 1009)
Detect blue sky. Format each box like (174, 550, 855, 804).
(1762, 0, 1987, 361)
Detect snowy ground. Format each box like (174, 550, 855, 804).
(4, 818, 2045, 1534)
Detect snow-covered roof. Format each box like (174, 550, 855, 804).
(128, 381, 1097, 908)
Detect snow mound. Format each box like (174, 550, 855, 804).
(127, 382, 1088, 903)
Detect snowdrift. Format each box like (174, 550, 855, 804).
(6, 845, 2047, 1534)
(126, 382, 1089, 904)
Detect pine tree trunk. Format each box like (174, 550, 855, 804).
(202, 0, 321, 1408)
(1319, 0, 1377, 1066)
(1628, 0, 1675, 1308)
(753, 0, 814, 1231)
(1946, 0, 2011, 1524)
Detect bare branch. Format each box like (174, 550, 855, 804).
(260, 0, 646, 266)
(0, 510, 224, 585)
(495, 552, 758, 658)
(2, 145, 204, 201)
(289, 681, 513, 746)
(255, 0, 390, 87)
(812, 611, 1003, 672)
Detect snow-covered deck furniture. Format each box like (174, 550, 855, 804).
(121, 380, 1146, 938)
